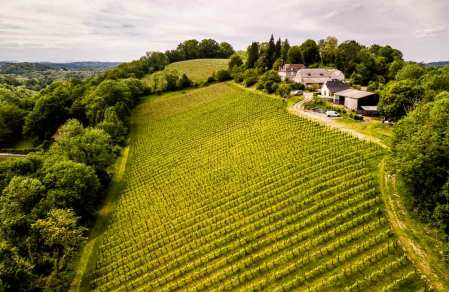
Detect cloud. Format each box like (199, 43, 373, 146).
(416, 26, 447, 38)
(0, 0, 447, 62)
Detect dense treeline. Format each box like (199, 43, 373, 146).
(0, 85, 36, 145)
(165, 39, 234, 63)
(0, 38, 233, 291)
(387, 67, 449, 237)
(226, 35, 406, 98)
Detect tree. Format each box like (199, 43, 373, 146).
(335, 40, 363, 76)
(198, 39, 220, 58)
(281, 39, 290, 61)
(255, 70, 281, 93)
(214, 69, 231, 82)
(300, 39, 321, 66)
(272, 58, 283, 70)
(246, 42, 259, 68)
(23, 81, 79, 140)
(242, 69, 259, 87)
(275, 38, 282, 60)
(276, 83, 290, 98)
(0, 156, 41, 191)
(396, 63, 425, 81)
(218, 42, 235, 58)
(228, 54, 243, 69)
(378, 80, 424, 120)
(0, 240, 34, 291)
(287, 46, 303, 64)
(390, 92, 448, 233)
(420, 66, 449, 101)
(41, 159, 100, 219)
(50, 119, 114, 180)
(0, 176, 45, 243)
(387, 59, 404, 80)
(31, 209, 87, 290)
(352, 48, 377, 85)
(176, 39, 200, 60)
(0, 104, 26, 146)
(319, 36, 338, 65)
(372, 45, 402, 63)
(82, 79, 135, 124)
(142, 51, 169, 72)
(266, 34, 276, 69)
(176, 73, 192, 89)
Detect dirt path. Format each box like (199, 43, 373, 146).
(70, 146, 130, 292)
(0, 153, 26, 158)
(289, 99, 388, 148)
(379, 159, 448, 292)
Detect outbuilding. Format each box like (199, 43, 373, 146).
(333, 89, 378, 112)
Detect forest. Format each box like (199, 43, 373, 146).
(0, 36, 447, 291)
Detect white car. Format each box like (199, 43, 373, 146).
(326, 110, 340, 117)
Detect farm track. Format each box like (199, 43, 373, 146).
(289, 95, 388, 148)
(379, 159, 448, 292)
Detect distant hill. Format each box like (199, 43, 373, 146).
(423, 61, 449, 68)
(0, 61, 121, 74)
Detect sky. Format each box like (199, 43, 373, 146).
(0, 0, 448, 63)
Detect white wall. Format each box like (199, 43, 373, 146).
(344, 97, 358, 111)
(321, 84, 329, 96)
(278, 72, 286, 81)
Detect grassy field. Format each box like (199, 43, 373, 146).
(165, 58, 229, 82)
(87, 83, 425, 291)
(335, 118, 393, 143)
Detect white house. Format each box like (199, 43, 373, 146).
(320, 79, 350, 97)
(278, 64, 305, 81)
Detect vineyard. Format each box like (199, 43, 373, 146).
(88, 83, 425, 291)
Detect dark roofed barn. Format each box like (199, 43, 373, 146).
(333, 89, 379, 114)
(321, 79, 350, 97)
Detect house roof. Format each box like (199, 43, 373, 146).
(303, 77, 330, 84)
(279, 64, 305, 72)
(334, 88, 376, 99)
(297, 68, 344, 79)
(323, 79, 350, 92)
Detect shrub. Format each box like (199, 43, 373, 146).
(176, 74, 192, 89)
(276, 83, 290, 98)
(228, 54, 243, 69)
(241, 69, 259, 87)
(257, 70, 281, 93)
(215, 70, 232, 82)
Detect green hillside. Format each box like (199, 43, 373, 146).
(165, 58, 228, 82)
(88, 83, 424, 291)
